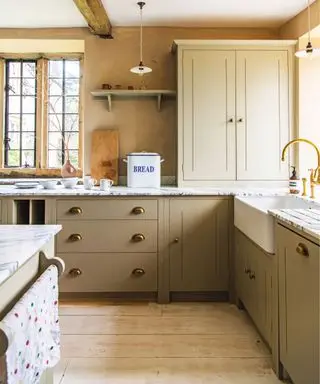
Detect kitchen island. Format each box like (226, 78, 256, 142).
(0, 225, 63, 384)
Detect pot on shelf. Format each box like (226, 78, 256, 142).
(123, 152, 164, 188)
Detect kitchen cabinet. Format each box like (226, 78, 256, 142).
(169, 198, 230, 294)
(277, 224, 319, 384)
(175, 41, 294, 186)
(235, 229, 273, 348)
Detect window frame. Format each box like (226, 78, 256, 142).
(0, 53, 83, 177)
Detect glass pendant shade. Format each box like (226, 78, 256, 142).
(295, 0, 320, 59)
(130, 61, 152, 76)
(295, 41, 320, 58)
(130, 2, 152, 75)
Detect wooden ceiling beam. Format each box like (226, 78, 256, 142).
(73, 0, 112, 38)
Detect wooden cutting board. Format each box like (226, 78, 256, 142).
(90, 129, 119, 184)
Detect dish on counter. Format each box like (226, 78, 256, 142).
(38, 179, 58, 190)
(15, 182, 39, 189)
(61, 177, 79, 189)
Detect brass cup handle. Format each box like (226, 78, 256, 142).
(132, 206, 145, 215)
(68, 233, 82, 242)
(296, 243, 309, 257)
(131, 233, 145, 242)
(249, 272, 256, 280)
(69, 207, 83, 215)
(69, 268, 82, 277)
(132, 268, 145, 277)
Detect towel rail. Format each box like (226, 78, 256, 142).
(0, 252, 64, 357)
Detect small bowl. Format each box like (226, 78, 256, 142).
(39, 179, 58, 190)
(61, 177, 79, 189)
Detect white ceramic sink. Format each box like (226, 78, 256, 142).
(234, 196, 317, 254)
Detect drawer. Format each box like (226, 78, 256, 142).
(58, 253, 157, 292)
(57, 199, 158, 220)
(57, 220, 157, 253)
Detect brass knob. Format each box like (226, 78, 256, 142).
(249, 272, 256, 280)
(69, 268, 82, 277)
(244, 268, 251, 274)
(69, 207, 83, 215)
(132, 206, 145, 215)
(174, 238, 179, 243)
(132, 268, 145, 276)
(296, 243, 309, 257)
(228, 118, 234, 123)
(238, 118, 244, 123)
(68, 233, 82, 242)
(131, 233, 145, 242)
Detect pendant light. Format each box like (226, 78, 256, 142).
(295, 0, 320, 58)
(130, 1, 152, 75)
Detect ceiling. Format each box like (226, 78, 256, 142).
(0, 0, 315, 29)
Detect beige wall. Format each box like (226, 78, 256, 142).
(83, 27, 279, 176)
(0, 26, 279, 176)
(297, 37, 320, 177)
(280, 0, 320, 39)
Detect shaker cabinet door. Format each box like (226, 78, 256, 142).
(169, 198, 230, 292)
(182, 50, 236, 181)
(278, 224, 319, 384)
(236, 50, 290, 180)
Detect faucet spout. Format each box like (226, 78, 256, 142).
(281, 138, 320, 184)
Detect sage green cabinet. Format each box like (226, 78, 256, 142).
(235, 229, 273, 348)
(169, 198, 230, 292)
(277, 224, 319, 384)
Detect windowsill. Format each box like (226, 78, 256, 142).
(0, 168, 83, 179)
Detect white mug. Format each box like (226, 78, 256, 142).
(100, 178, 114, 191)
(83, 175, 97, 190)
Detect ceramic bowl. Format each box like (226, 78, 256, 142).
(39, 180, 58, 190)
(61, 177, 79, 189)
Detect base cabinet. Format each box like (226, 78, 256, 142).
(277, 224, 319, 384)
(169, 198, 230, 293)
(235, 229, 273, 348)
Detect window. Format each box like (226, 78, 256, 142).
(4, 60, 37, 168)
(1, 56, 82, 174)
(47, 59, 80, 168)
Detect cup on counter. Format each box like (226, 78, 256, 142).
(83, 175, 97, 190)
(100, 178, 114, 191)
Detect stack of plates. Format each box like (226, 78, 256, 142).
(15, 182, 39, 189)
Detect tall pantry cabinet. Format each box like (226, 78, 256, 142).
(173, 40, 295, 186)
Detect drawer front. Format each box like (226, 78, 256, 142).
(59, 253, 157, 292)
(57, 199, 158, 220)
(57, 220, 157, 253)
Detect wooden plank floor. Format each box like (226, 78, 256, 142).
(54, 301, 282, 383)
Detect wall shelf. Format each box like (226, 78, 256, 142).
(90, 89, 176, 112)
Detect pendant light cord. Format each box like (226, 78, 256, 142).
(139, 3, 144, 64)
(307, 0, 311, 43)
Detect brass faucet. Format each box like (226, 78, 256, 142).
(281, 138, 320, 185)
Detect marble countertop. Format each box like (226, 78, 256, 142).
(269, 209, 320, 241)
(0, 225, 61, 284)
(0, 184, 290, 197)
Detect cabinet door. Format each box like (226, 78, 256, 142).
(236, 50, 290, 180)
(182, 50, 236, 181)
(169, 198, 229, 291)
(278, 225, 319, 384)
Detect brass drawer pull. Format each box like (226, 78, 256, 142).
(68, 233, 82, 242)
(69, 268, 82, 277)
(131, 233, 145, 242)
(132, 206, 145, 215)
(296, 243, 309, 257)
(249, 272, 256, 280)
(69, 207, 83, 215)
(174, 238, 179, 243)
(244, 268, 251, 274)
(132, 268, 145, 276)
